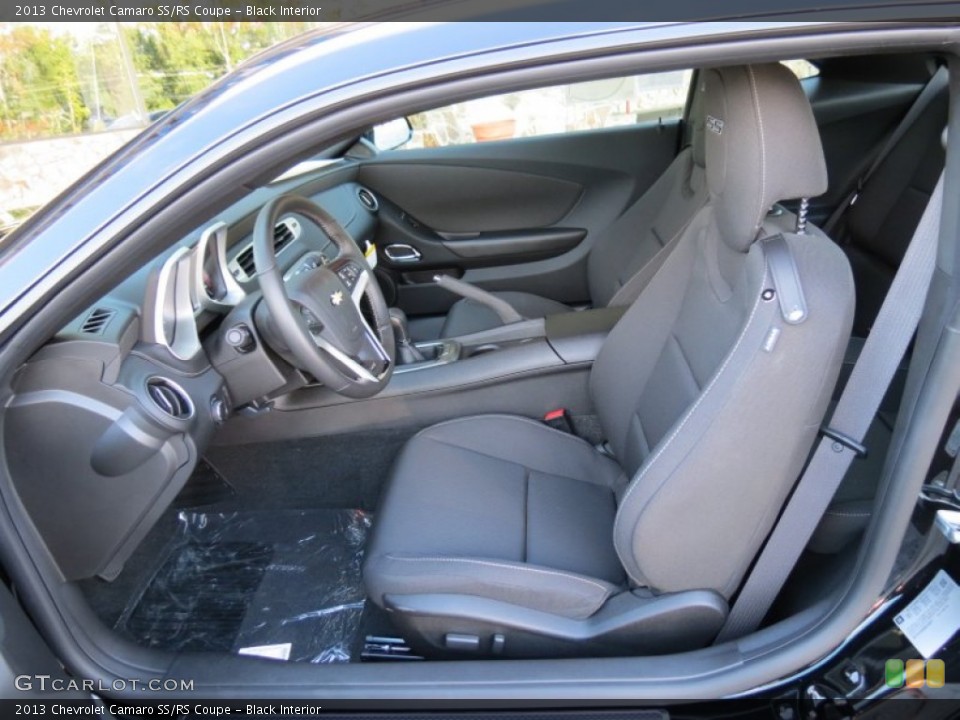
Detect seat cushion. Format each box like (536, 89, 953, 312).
(364, 415, 627, 619)
(440, 291, 574, 338)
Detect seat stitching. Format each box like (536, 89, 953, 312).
(632, 412, 650, 460)
(613, 269, 768, 570)
(652, 225, 667, 249)
(823, 510, 872, 517)
(416, 416, 621, 489)
(747, 65, 768, 234)
(424, 436, 597, 487)
(384, 554, 612, 594)
(417, 413, 599, 452)
(671, 331, 702, 392)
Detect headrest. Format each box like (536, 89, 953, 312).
(701, 63, 827, 251)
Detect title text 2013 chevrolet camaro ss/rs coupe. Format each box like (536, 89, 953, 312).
(0, 17, 959, 710)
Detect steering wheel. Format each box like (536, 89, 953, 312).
(253, 194, 395, 399)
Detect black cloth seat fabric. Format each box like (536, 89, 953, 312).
(364, 415, 626, 619)
(365, 65, 854, 652)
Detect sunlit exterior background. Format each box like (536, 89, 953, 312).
(0, 22, 327, 227)
(0, 18, 819, 233)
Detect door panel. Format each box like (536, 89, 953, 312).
(359, 121, 681, 317)
(441, 228, 587, 261)
(375, 193, 586, 269)
(363, 164, 583, 232)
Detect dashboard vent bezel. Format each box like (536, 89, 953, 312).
(80, 307, 116, 335)
(357, 187, 379, 212)
(145, 377, 194, 420)
(234, 248, 256, 279)
(230, 217, 301, 282)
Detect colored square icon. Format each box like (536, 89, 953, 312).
(905, 659, 926, 688)
(885, 659, 905, 688)
(926, 659, 945, 688)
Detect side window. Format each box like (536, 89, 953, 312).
(401, 70, 693, 149)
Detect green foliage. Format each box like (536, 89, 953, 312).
(0, 26, 89, 138)
(0, 22, 317, 141)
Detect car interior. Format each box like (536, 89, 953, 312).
(0, 41, 953, 683)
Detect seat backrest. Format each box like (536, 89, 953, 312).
(586, 81, 708, 308)
(589, 64, 855, 599)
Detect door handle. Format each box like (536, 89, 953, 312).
(384, 244, 422, 263)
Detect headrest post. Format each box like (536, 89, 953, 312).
(795, 198, 809, 235)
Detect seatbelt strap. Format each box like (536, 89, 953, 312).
(717, 172, 944, 642)
(823, 66, 947, 235)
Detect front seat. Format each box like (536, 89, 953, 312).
(364, 64, 854, 658)
(438, 86, 709, 338)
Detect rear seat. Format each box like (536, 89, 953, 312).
(808, 79, 948, 553)
(838, 85, 948, 337)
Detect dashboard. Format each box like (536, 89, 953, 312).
(135, 173, 378, 362)
(3, 161, 381, 583)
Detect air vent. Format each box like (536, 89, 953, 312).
(234, 247, 256, 278)
(231, 218, 300, 281)
(357, 187, 379, 212)
(273, 218, 297, 252)
(80, 307, 116, 335)
(146, 377, 193, 419)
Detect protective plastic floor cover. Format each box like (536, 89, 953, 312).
(115, 509, 371, 663)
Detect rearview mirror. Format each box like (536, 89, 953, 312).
(371, 117, 413, 151)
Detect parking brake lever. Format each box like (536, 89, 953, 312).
(433, 274, 523, 325)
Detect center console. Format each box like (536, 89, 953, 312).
(394, 305, 627, 374)
(212, 305, 626, 446)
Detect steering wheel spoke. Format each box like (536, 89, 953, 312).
(351, 266, 370, 309)
(312, 333, 383, 384)
(307, 301, 391, 384)
(252, 194, 395, 398)
(330, 259, 370, 308)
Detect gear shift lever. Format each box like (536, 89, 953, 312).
(389, 308, 426, 365)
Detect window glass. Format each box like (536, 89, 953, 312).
(403, 69, 693, 149)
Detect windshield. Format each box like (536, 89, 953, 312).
(0, 21, 334, 236)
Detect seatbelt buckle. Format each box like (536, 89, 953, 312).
(544, 408, 575, 434)
(820, 425, 868, 458)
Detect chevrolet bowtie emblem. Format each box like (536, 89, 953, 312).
(330, 290, 344, 306)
